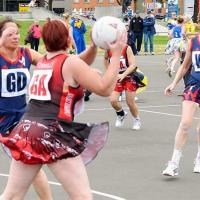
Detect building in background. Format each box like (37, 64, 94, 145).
(0, 0, 30, 11)
(0, 0, 188, 17)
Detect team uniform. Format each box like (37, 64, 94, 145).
(0, 47, 32, 134)
(0, 53, 108, 165)
(107, 45, 138, 93)
(183, 35, 200, 103)
(165, 25, 184, 55)
(162, 35, 200, 176)
(107, 46, 141, 130)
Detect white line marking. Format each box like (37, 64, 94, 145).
(139, 109, 200, 120)
(85, 104, 180, 112)
(85, 105, 200, 120)
(0, 173, 126, 200)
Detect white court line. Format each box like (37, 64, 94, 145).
(85, 104, 180, 111)
(85, 105, 200, 120)
(0, 173, 126, 200)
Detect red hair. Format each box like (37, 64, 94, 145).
(42, 20, 70, 52)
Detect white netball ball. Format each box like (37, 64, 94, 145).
(92, 16, 126, 50)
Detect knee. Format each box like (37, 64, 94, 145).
(179, 121, 192, 133)
(110, 97, 118, 106)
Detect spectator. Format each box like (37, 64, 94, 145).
(125, 23, 137, 55)
(143, 10, 156, 55)
(29, 20, 42, 51)
(127, 6, 133, 19)
(71, 15, 87, 54)
(129, 11, 143, 55)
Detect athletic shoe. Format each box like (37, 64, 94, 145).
(168, 69, 172, 77)
(132, 118, 141, 130)
(115, 112, 127, 128)
(193, 156, 200, 173)
(151, 52, 155, 55)
(162, 161, 179, 176)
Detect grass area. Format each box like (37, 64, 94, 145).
(1, 18, 168, 55)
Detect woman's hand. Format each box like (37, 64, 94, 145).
(107, 30, 127, 58)
(118, 74, 125, 82)
(89, 29, 97, 49)
(164, 83, 176, 96)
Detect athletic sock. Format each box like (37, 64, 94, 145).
(171, 149, 182, 165)
(116, 109, 125, 117)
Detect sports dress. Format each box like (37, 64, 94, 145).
(184, 34, 200, 103)
(0, 47, 31, 134)
(107, 45, 137, 93)
(0, 53, 108, 165)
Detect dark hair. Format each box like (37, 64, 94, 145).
(0, 18, 20, 37)
(42, 20, 70, 52)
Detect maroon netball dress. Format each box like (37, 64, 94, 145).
(0, 53, 108, 165)
(107, 45, 137, 93)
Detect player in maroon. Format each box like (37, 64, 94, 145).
(0, 20, 127, 199)
(104, 44, 141, 130)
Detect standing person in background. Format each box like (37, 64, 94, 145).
(0, 18, 52, 200)
(71, 15, 86, 54)
(129, 11, 143, 55)
(29, 20, 42, 51)
(0, 19, 126, 200)
(143, 10, 156, 55)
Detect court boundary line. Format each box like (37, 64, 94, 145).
(0, 173, 127, 200)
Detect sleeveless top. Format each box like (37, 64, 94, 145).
(108, 45, 128, 74)
(25, 53, 84, 122)
(190, 35, 200, 82)
(0, 47, 32, 114)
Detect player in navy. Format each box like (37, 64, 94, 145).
(163, 33, 200, 176)
(0, 18, 52, 199)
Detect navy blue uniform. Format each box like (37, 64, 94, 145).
(184, 35, 200, 103)
(0, 47, 32, 134)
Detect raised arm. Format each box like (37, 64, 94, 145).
(78, 31, 98, 65)
(63, 32, 127, 96)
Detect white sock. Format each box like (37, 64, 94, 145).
(171, 149, 182, 165)
(133, 116, 140, 121)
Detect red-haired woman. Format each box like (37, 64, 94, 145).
(0, 20, 126, 199)
(0, 18, 52, 199)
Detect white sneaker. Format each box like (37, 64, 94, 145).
(132, 118, 141, 130)
(193, 156, 200, 173)
(115, 112, 127, 128)
(162, 161, 179, 176)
